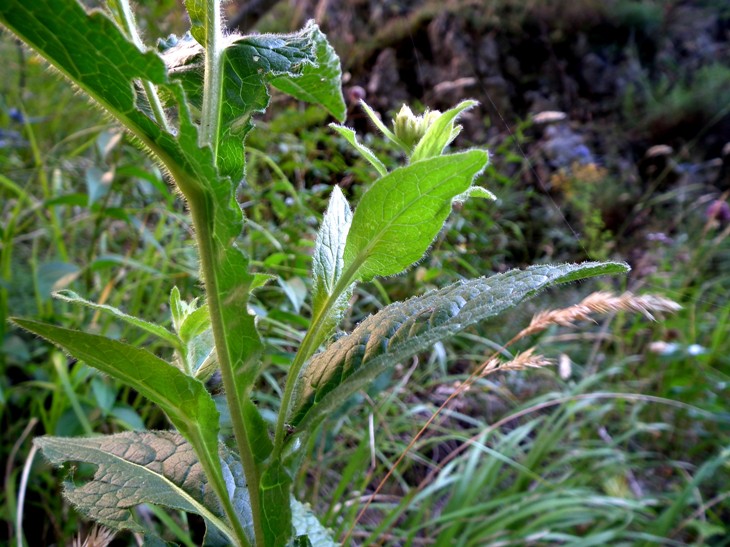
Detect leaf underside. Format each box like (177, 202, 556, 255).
(35, 431, 247, 540)
(289, 262, 629, 436)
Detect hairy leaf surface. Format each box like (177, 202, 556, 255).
(343, 150, 489, 282)
(291, 499, 338, 546)
(270, 24, 346, 121)
(311, 186, 353, 336)
(35, 431, 249, 542)
(329, 124, 388, 176)
(289, 262, 629, 433)
(161, 21, 345, 182)
(410, 100, 476, 162)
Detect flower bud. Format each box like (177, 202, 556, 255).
(393, 104, 442, 152)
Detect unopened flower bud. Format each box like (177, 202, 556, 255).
(393, 104, 441, 152)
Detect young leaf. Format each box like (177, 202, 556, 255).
(312, 186, 353, 314)
(35, 431, 239, 541)
(343, 150, 489, 282)
(53, 289, 182, 351)
(410, 99, 477, 162)
(170, 286, 188, 333)
(288, 262, 630, 436)
(360, 100, 407, 149)
(179, 304, 211, 343)
(454, 184, 497, 203)
(329, 124, 388, 176)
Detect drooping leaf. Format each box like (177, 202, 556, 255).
(11, 319, 220, 461)
(34, 431, 239, 542)
(329, 124, 388, 176)
(288, 262, 630, 435)
(160, 21, 340, 183)
(53, 289, 182, 351)
(410, 99, 477, 162)
(270, 23, 346, 121)
(216, 26, 318, 181)
(343, 150, 489, 282)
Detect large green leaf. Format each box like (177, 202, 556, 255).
(288, 262, 630, 436)
(343, 150, 489, 282)
(260, 461, 293, 547)
(270, 23, 346, 122)
(11, 319, 220, 463)
(35, 432, 241, 541)
(161, 21, 344, 182)
(0, 0, 166, 135)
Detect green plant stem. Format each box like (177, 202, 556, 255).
(273, 261, 360, 454)
(110, 0, 171, 132)
(186, 189, 267, 547)
(200, 0, 224, 152)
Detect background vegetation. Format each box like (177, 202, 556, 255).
(2, 0, 729, 545)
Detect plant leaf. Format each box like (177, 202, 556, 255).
(179, 304, 211, 343)
(160, 22, 333, 183)
(271, 22, 346, 122)
(217, 25, 320, 181)
(312, 186, 353, 315)
(53, 289, 182, 351)
(410, 100, 477, 162)
(288, 262, 630, 435)
(260, 460, 293, 547)
(291, 499, 337, 546)
(34, 431, 239, 541)
(11, 319, 220, 464)
(454, 184, 496, 202)
(343, 150, 489, 282)
(329, 124, 388, 176)
(0, 0, 168, 146)
(182, 0, 207, 45)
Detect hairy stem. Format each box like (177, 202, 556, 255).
(273, 261, 361, 453)
(199, 0, 224, 152)
(186, 188, 267, 546)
